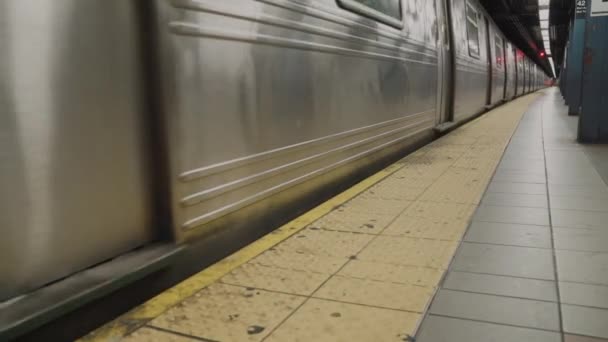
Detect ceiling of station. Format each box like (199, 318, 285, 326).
(479, 0, 574, 77)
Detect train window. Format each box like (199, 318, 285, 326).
(337, 0, 403, 28)
(466, 2, 480, 58)
(495, 35, 504, 68)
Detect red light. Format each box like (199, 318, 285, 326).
(539, 51, 546, 58)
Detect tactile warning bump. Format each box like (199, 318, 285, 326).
(148, 283, 305, 342)
(381, 216, 469, 241)
(451, 156, 500, 172)
(432, 134, 479, 146)
(274, 228, 374, 259)
(220, 262, 329, 296)
(393, 156, 455, 180)
(399, 201, 477, 220)
(263, 298, 420, 342)
(313, 275, 433, 312)
(475, 135, 511, 146)
(368, 171, 435, 191)
(366, 180, 427, 201)
(122, 327, 196, 341)
(340, 193, 411, 216)
(421, 145, 471, 160)
(418, 168, 493, 204)
(337, 260, 443, 287)
(312, 209, 397, 234)
(251, 248, 347, 275)
(357, 236, 458, 269)
(462, 145, 508, 159)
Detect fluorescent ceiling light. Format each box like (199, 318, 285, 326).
(539, 9, 549, 20)
(540, 20, 549, 29)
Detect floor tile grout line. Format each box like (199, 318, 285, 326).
(541, 92, 566, 342)
(461, 240, 553, 250)
(452, 268, 608, 287)
(144, 325, 220, 342)
(314, 226, 476, 243)
(565, 333, 608, 342)
(486, 179, 607, 187)
(559, 302, 608, 312)
(546, 206, 608, 214)
(476, 203, 551, 209)
(427, 313, 562, 334)
(464, 239, 608, 253)
(448, 269, 557, 282)
(459, 240, 552, 250)
(439, 287, 559, 304)
(249, 254, 447, 272)
(217, 280, 427, 314)
(472, 219, 551, 228)
(558, 279, 608, 288)
(220, 270, 437, 291)
(258, 275, 327, 341)
(481, 203, 550, 210)
(547, 208, 608, 213)
(548, 194, 608, 200)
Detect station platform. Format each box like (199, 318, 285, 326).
(82, 88, 608, 342)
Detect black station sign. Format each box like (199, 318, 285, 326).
(576, 0, 587, 19)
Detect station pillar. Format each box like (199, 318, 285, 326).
(578, 0, 608, 143)
(565, 2, 587, 115)
(559, 39, 570, 100)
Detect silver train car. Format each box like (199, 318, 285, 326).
(1, 0, 549, 325)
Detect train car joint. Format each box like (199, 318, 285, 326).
(434, 122, 458, 134)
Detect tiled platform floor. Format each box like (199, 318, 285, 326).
(416, 88, 608, 342)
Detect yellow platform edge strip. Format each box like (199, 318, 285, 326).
(82, 161, 408, 341)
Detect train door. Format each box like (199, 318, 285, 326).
(514, 47, 520, 95)
(530, 63, 535, 91)
(1, 1, 157, 302)
(524, 60, 528, 93)
(501, 37, 508, 100)
(521, 56, 530, 95)
(505, 42, 516, 100)
(435, 0, 454, 126)
(502, 39, 508, 100)
(485, 17, 492, 106)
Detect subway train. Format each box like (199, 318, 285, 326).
(0, 0, 548, 334)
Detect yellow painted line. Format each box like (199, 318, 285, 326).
(81, 161, 407, 341)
